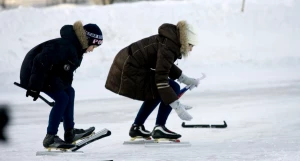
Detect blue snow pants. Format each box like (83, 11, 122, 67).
(133, 79, 180, 126)
(44, 86, 75, 135)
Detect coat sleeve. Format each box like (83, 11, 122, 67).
(169, 64, 182, 80)
(28, 43, 68, 91)
(155, 45, 179, 105)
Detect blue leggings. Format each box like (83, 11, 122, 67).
(133, 79, 180, 126)
(44, 86, 75, 135)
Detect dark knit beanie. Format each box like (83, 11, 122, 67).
(83, 24, 103, 46)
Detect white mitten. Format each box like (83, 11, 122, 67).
(169, 100, 193, 121)
(178, 73, 199, 87)
(183, 104, 193, 110)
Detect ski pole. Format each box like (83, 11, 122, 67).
(13, 82, 55, 107)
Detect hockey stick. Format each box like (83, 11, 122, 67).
(177, 74, 227, 128)
(13, 82, 55, 107)
(182, 121, 227, 128)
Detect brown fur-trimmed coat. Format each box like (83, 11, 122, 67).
(105, 21, 190, 104)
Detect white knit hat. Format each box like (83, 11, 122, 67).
(186, 23, 198, 46)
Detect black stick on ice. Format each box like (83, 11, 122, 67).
(182, 121, 227, 128)
(13, 82, 55, 107)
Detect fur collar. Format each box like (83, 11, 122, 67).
(177, 20, 189, 58)
(73, 21, 88, 49)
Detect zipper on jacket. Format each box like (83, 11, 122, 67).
(150, 69, 155, 99)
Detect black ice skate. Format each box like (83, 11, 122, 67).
(123, 125, 184, 145)
(64, 127, 95, 144)
(43, 134, 75, 150)
(129, 124, 151, 140)
(151, 125, 181, 141)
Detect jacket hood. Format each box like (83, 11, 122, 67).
(177, 20, 191, 58)
(158, 23, 180, 46)
(60, 21, 89, 49)
(158, 21, 191, 58)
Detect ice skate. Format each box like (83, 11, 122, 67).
(37, 128, 111, 156)
(124, 125, 190, 147)
(123, 125, 153, 144)
(151, 125, 181, 142)
(43, 134, 75, 151)
(64, 126, 95, 144)
(138, 125, 192, 147)
(129, 124, 151, 140)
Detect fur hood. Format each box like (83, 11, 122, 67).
(73, 21, 89, 49)
(177, 20, 190, 58)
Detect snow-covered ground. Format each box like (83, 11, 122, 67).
(0, 0, 300, 160)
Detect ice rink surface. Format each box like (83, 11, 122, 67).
(1, 82, 300, 161)
(0, 0, 300, 160)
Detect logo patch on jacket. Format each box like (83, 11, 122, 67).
(64, 64, 70, 71)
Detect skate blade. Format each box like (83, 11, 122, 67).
(45, 147, 74, 152)
(36, 151, 84, 156)
(130, 136, 152, 141)
(124, 137, 154, 144)
(145, 141, 191, 147)
(154, 138, 181, 142)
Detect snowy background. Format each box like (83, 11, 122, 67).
(0, 0, 300, 160)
